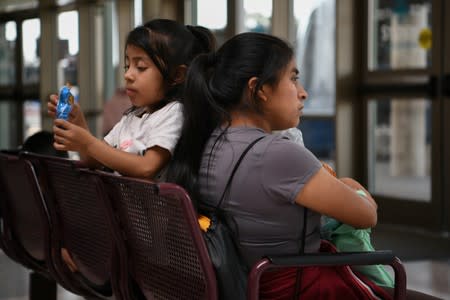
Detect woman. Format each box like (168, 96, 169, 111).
(168, 32, 439, 300)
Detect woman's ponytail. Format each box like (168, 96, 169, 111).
(166, 51, 223, 204)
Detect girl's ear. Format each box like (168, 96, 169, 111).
(248, 77, 268, 101)
(172, 65, 188, 85)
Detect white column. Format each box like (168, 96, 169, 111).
(271, 0, 295, 42)
(115, 0, 134, 88)
(39, 0, 59, 131)
(78, 3, 104, 137)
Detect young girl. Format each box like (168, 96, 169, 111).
(48, 19, 215, 180)
(167, 33, 439, 299)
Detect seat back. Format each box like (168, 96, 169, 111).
(22, 152, 114, 297)
(100, 173, 217, 300)
(0, 152, 50, 272)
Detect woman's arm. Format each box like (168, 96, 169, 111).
(296, 167, 378, 229)
(53, 119, 170, 178)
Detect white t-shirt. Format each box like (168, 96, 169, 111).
(104, 101, 183, 179)
(274, 127, 304, 146)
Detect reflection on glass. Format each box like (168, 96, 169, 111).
(197, 0, 227, 30)
(368, 99, 431, 201)
(57, 11, 79, 93)
(0, 100, 18, 149)
(22, 18, 41, 85)
(23, 100, 41, 140)
(368, 0, 432, 70)
(243, 0, 272, 33)
(0, 21, 16, 85)
(294, 0, 335, 116)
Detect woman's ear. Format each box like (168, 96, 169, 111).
(247, 77, 268, 101)
(172, 65, 188, 85)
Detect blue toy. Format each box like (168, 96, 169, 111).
(56, 85, 75, 120)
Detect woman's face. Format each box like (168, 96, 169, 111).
(261, 59, 308, 131)
(124, 44, 166, 111)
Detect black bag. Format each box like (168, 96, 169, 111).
(202, 136, 265, 300)
(203, 214, 248, 299)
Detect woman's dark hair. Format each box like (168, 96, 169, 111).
(125, 18, 215, 109)
(167, 32, 294, 205)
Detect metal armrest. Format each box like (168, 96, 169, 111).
(248, 251, 406, 300)
(267, 250, 396, 266)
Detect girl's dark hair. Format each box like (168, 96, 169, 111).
(125, 19, 215, 110)
(167, 32, 294, 204)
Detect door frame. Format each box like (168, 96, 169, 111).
(442, 0, 450, 232)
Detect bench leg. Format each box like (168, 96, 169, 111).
(29, 271, 57, 300)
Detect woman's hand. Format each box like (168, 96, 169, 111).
(297, 168, 378, 228)
(48, 94, 85, 127)
(53, 119, 96, 153)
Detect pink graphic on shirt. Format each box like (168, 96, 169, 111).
(119, 140, 133, 150)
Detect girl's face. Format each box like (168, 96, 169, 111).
(124, 45, 166, 111)
(260, 59, 308, 131)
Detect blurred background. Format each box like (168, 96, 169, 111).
(0, 0, 448, 298)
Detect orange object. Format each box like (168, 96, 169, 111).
(198, 215, 211, 232)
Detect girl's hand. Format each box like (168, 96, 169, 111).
(48, 94, 84, 126)
(47, 94, 58, 118)
(53, 119, 95, 153)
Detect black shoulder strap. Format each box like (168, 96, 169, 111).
(215, 135, 265, 210)
(293, 199, 308, 299)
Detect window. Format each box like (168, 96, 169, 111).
(294, 0, 335, 116)
(22, 18, 40, 85)
(0, 21, 16, 86)
(367, 98, 431, 201)
(197, 0, 227, 30)
(243, 0, 272, 33)
(294, 0, 336, 164)
(368, 0, 432, 71)
(57, 11, 79, 97)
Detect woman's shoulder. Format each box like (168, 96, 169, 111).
(262, 132, 319, 164)
(218, 127, 304, 149)
(220, 127, 315, 161)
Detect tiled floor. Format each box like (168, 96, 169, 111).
(372, 224, 450, 299)
(1, 224, 449, 299)
(402, 260, 450, 299)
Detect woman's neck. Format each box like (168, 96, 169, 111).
(228, 110, 271, 133)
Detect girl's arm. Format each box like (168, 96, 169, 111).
(53, 119, 170, 178)
(295, 167, 378, 229)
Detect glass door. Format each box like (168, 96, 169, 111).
(361, 0, 448, 231)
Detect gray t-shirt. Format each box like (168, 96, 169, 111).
(198, 127, 322, 267)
